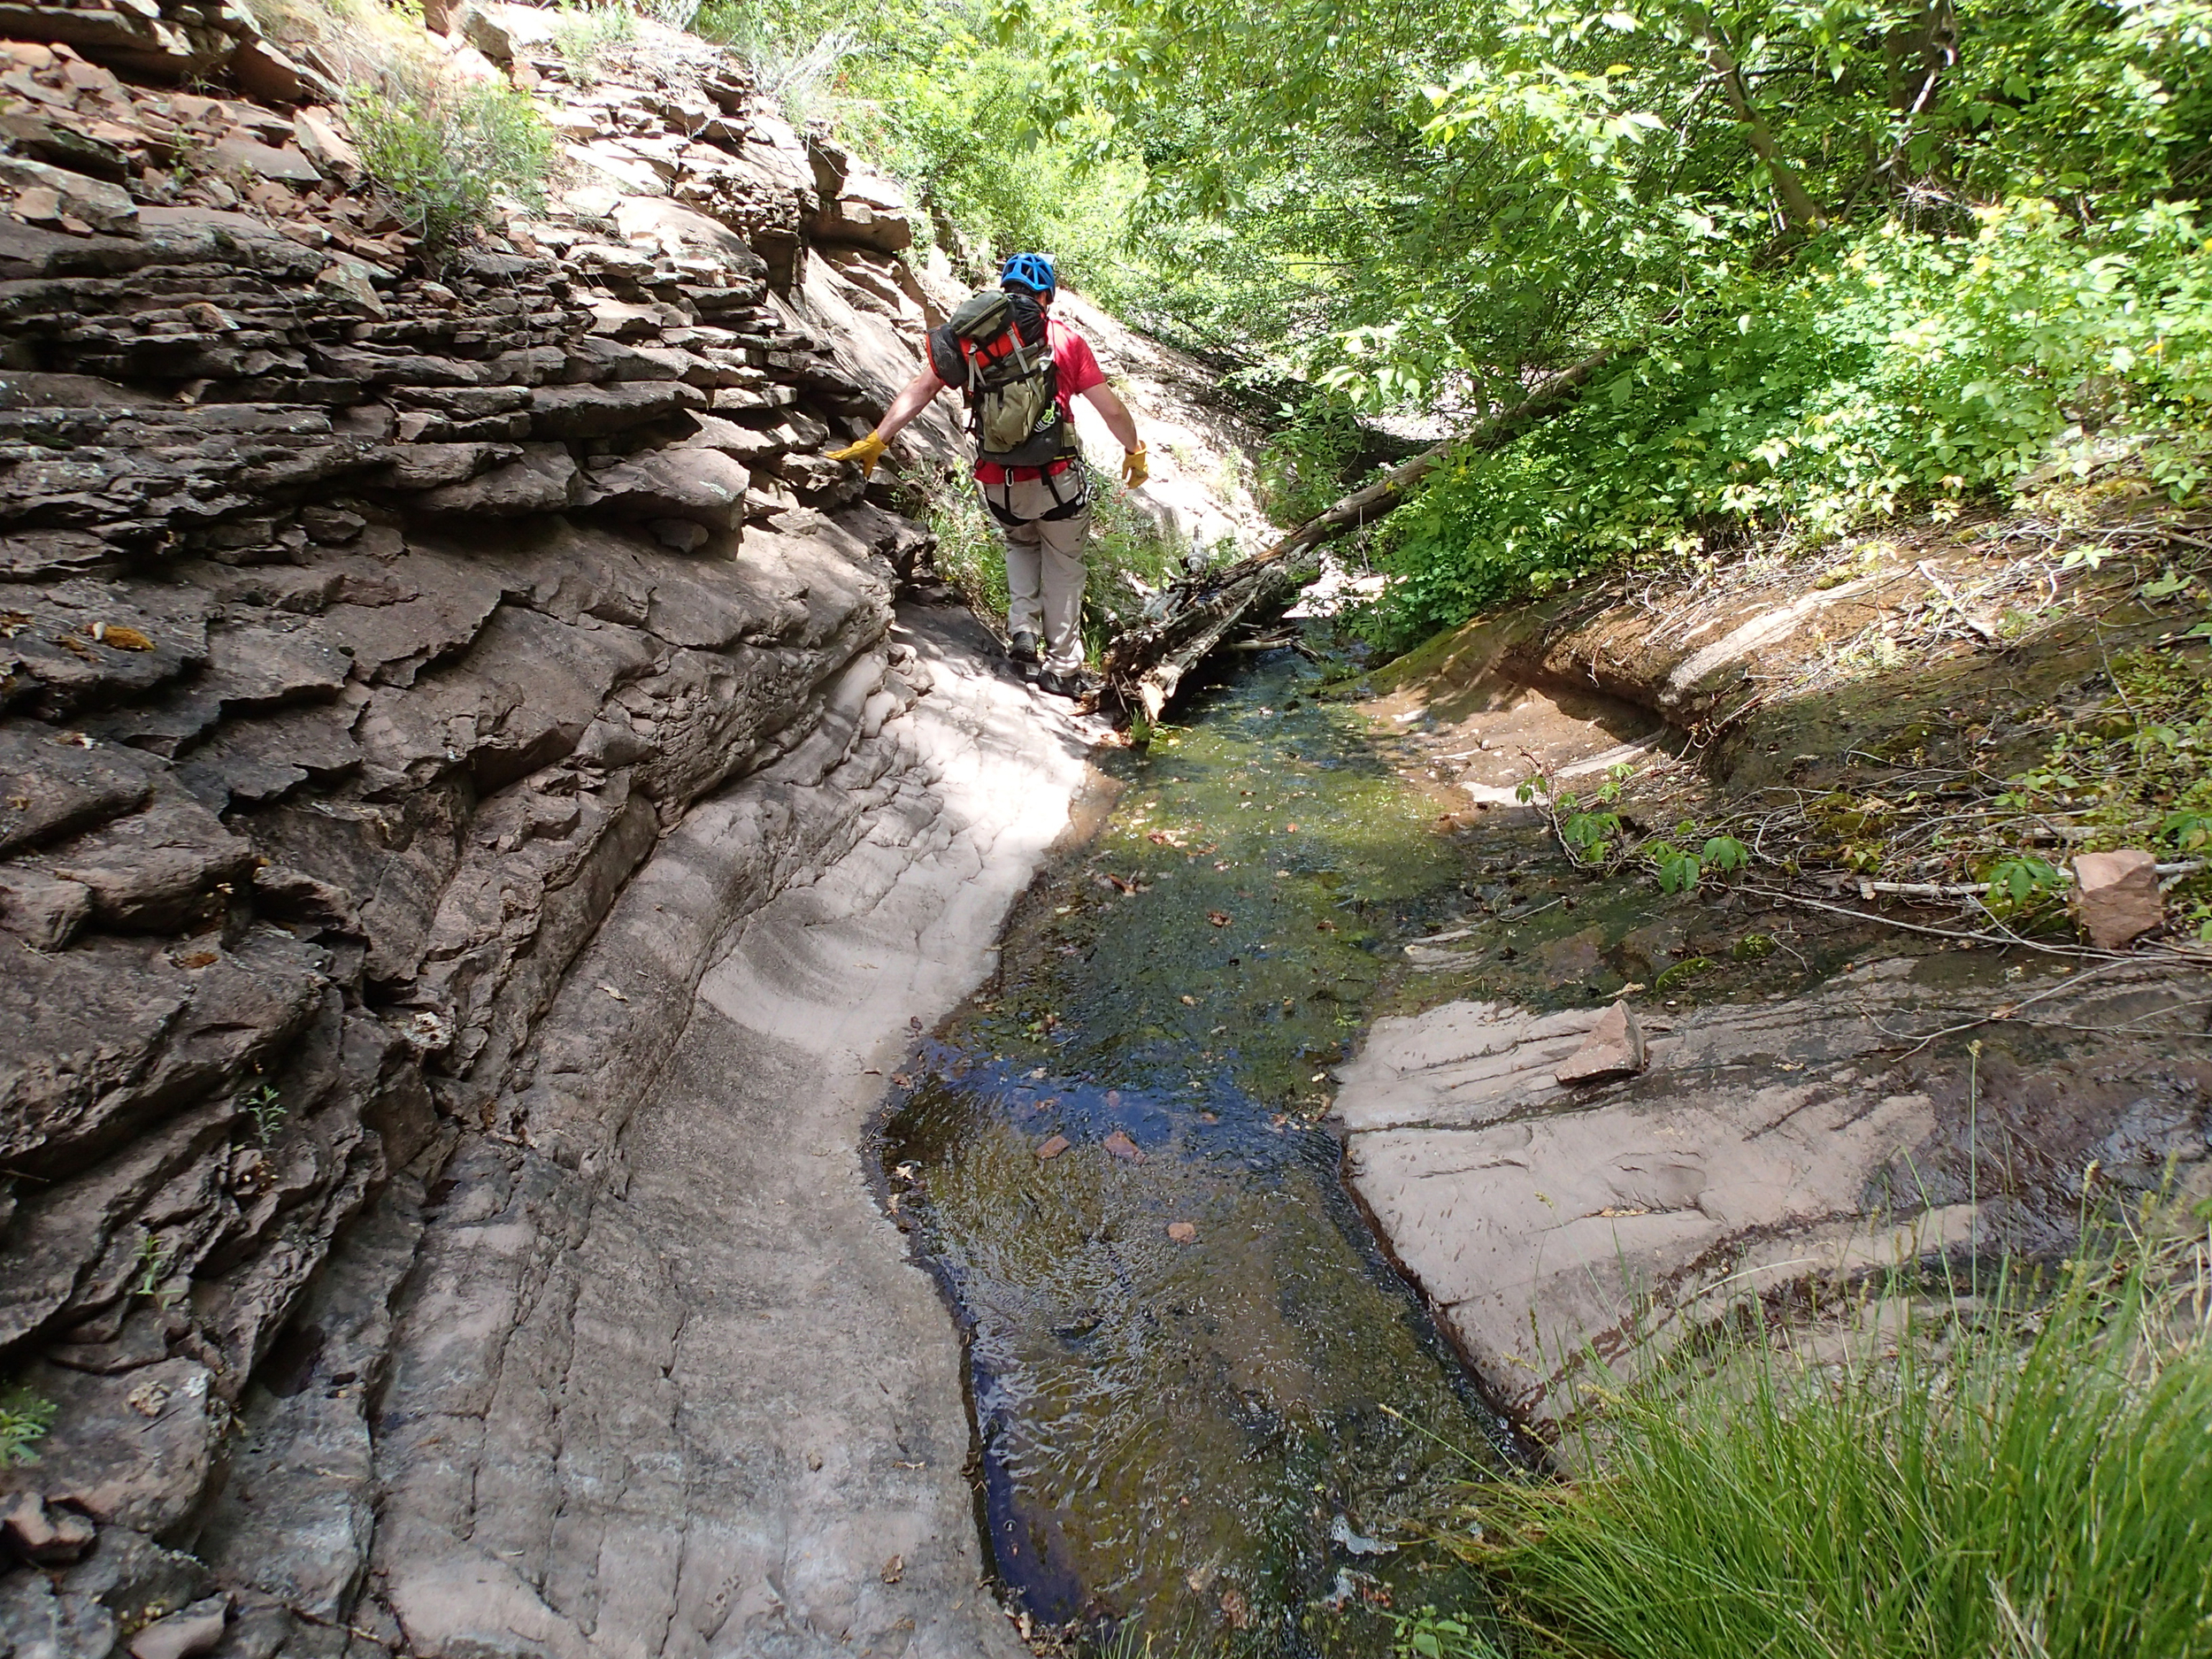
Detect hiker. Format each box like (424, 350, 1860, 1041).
(826, 251, 1148, 700)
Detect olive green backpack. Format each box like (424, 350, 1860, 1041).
(941, 288, 1079, 468)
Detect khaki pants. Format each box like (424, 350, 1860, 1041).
(985, 473, 1090, 675)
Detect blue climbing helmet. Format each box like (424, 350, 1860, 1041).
(999, 251, 1057, 298)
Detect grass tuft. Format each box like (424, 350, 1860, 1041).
(1450, 1202, 2212, 1659)
(693, 2, 856, 127)
(349, 80, 554, 258)
(0, 1385, 55, 1468)
(549, 1, 639, 74)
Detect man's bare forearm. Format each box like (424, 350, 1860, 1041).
(1083, 382, 1142, 453)
(872, 368, 948, 442)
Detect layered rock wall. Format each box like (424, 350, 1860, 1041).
(0, 12, 1009, 1655)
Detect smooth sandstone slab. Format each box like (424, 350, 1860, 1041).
(1338, 964, 1951, 1426)
(371, 604, 1089, 1659)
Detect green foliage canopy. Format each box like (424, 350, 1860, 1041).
(720, 0, 2212, 643)
(1024, 0, 2212, 405)
(1379, 199, 2212, 632)
(695, 0, 1146, 292)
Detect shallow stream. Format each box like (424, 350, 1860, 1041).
(877, 650, 1528, 1654)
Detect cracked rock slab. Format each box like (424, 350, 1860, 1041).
(1339, 964, 1970, 1428)
(1339, 957, 2212, 1432)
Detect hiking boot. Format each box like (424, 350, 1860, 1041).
(1035, 665, 1103, 701)
(1006, 630, 1041, 666)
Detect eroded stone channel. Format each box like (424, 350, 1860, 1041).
(875, 648, 1525, 1652)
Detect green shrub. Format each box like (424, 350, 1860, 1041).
(693, 0, 855, 127)
(634, 0, 700, 27)
(1255, 394, 1368, 525)
(0, 1386, 55, 1468)
(692, 0, 1146, 299)
(928, 483, 1012, 628)
(238, 1079, 287, 1145)
(1366, 198, 2212, 643)
(349, 81, 555, 257)
(1460, 1206, 2212, 1659)
(550, 1, 638, 73)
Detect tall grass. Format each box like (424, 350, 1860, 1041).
(349, 81, 554, 257)
(692, 1, 856, 127)
(1451, 1204, 2212, 1659)
(549, 1, 639, 73)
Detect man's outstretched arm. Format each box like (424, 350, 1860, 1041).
(828, 366, 948, 475)
(1081, 381, 1141, 452)
(1080, 382, 1148, 485)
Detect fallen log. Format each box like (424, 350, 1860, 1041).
(1102, 555, 1311, 721)
(1102, 349, 1614, 720)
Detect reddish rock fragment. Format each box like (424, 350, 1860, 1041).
(1, 1492, 95, 1564)
(1554, 1001, 1647, 1087)
(127, 1596, 228, 1659)
(2073, 849, 2162, 949)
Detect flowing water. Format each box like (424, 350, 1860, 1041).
(877, 649, 1528, 1655)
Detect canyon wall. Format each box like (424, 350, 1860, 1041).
(0, 11, 1040, 1655)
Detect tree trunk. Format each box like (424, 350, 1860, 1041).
(1237, 348, 1612, 569)
(1687, 9, 1827, 235)
(1877, 0, 1959, 189)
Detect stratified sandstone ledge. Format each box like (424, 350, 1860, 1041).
(0, 7, 1060, 1655)
(1338, 958, 2212, 1434)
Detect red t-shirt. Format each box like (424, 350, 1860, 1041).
(928, 315, 1104, 483)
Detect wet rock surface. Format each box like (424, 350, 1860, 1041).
(1342, 954, 2212, 1430)
(875, 648, 1517, 1650)
(0, 9, 1092, 1654)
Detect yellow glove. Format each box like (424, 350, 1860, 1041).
(827, 432, 889, 477)
(1120, 444, 1148, 488)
